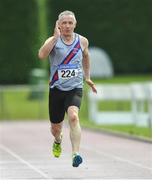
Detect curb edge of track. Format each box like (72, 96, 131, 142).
(83, 126, 152, 144)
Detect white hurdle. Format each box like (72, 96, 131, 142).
(130, 83, 148, 126)
(88, 83, 151, 127)
(145, 83, 152, 127)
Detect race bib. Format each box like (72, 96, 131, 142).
(58, 64, 79, 80)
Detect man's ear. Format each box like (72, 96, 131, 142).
(57, 20, 60, 28)
(74, 21, 77, 28)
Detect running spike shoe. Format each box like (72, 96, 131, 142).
(52, 142, 62, 158)
(72, 154, 83, 167)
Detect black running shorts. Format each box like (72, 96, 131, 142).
(49, 87, 83, 123)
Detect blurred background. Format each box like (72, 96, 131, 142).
(0, 0, 152, 138)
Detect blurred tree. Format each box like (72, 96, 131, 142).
(47, 0, 152, 74)
(37, 0, 49, 70)
(1, 0, 152, 85)
(0, 0, 39, 84)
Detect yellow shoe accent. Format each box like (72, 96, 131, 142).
(52, 142, 62, 158)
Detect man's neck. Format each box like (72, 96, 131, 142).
(61, 33, 75, 44)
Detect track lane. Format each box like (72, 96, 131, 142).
(0, 121, 152, 179)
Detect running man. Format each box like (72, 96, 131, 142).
(38, 10, 97, 167)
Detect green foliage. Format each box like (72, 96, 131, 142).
(48, 0, 152, 74)
(1, 0, 152, 84)
(0, 0, 39, 84)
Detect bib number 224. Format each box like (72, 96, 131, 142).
(59, 69, 78, 79)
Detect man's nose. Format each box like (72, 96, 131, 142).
(66, 23, 70, 27)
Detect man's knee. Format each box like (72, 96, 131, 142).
(70, 112, 77, 122)
(67, 106, 79, 126)
(69, 111, 79, 124)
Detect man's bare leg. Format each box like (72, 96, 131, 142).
(67, 106, 83, 167)
(51, 122, 63, 157)
(51, 122, 63, 143)
(67, 106, 81, 154)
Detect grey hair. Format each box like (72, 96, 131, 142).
(58, 10, 77, 22)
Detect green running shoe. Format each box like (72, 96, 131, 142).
(52, 142, 62, 158)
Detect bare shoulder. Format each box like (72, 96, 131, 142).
(79, 35, 89, 50)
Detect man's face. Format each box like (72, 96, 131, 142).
(58, 15, 76, 36)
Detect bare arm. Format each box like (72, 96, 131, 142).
(38, 37, 57, 59)
(38, 21, 60, 59)
(82, 39, 90, 80)
(81, 37, 97, 93)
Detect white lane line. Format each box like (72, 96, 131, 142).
(0, 144, 49, 179)
(83, 145, 152, 172)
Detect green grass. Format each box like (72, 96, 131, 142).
(0, 90, 48, 120)
(93, 74, 152, 84)
(0, 74, 152, 138)
(81, 119, 152, 138)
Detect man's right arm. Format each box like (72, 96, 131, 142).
(38, 36, 57, 59)
(38, 21, 60, 60)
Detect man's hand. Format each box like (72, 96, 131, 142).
(54, 20, 60, 39)
(85, 79, 97, 93)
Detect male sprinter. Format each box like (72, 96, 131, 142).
(38, 10, 97, 167)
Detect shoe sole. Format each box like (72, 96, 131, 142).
(54, 155, 60, 158)
(72, 155, 83, 167)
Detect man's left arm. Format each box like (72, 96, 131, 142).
(82, 37, 97, 93)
